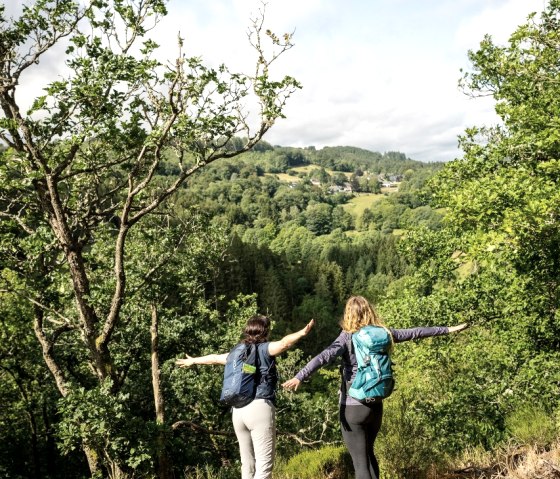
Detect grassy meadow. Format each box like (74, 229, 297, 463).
(341, 193, 385, 218)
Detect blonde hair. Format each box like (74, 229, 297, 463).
(341, 296, 388, 334)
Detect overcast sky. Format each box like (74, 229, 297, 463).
(13, 0, 546, 162)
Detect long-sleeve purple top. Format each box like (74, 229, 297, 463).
(295, 326, 449, 406)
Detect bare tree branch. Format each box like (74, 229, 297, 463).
(172, 420, 336, 447)
(33, 308, 70, 397)
(1, 288, 73, 325)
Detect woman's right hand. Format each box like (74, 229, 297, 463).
(301, 318, 315, 336)
(282, 377, 301, 391)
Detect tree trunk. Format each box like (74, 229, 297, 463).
(83, 444, 103, 478)
(42, 402, 56, 478)
(151, 305, 173, 479)
(33, 308, 108, 477)
(26, 408, 41, 479)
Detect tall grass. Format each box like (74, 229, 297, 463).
(183, 464, 239, 479)
(505, 406, 557, 448)
(441, 440, 560, 479)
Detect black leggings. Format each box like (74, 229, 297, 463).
(339, 402, 383, 479)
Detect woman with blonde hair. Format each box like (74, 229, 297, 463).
(282, 296, 467, 479)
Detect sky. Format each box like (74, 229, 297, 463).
(12, 0, 546, 162)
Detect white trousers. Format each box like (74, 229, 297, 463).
(231, 399, 276, 479)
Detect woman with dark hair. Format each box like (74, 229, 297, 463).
(176, 315, 314, 479)
(282, 296, 468, 479)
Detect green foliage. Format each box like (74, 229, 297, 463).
(377, 392, 445, 479)
(276, 446, 352, 479)
(6, 2, 558, 479)
(505, 406, 558, 448)
(314, 146, 426, 174)
(0, 287, 74, 478)
(370, 3, 560, 474)
(305, 202, 334, 235)
(0, 0, 301, 476)
(429, 0, 560, 398)
(276, 367, 341, 457)
(57, 381, 153, 473)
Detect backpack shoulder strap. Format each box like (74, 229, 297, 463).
(352, 330, 371, 368)
(342, 331, 352, 354)
(340, 332, 352, 396)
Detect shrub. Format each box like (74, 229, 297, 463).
(276, 445, 353, 479)
(376, 393, 443, 479)
(505, 405, 557, 448)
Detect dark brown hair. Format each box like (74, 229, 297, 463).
(242, 315, 271, 344)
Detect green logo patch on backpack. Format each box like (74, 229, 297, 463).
(242, 363, 257, 374)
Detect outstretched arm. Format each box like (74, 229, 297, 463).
(391, 322, 469, 343)
(268, 319, 315, 357)
(175, 353, 228, 368)
(282, 330, 349, 391)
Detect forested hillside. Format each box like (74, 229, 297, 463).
(167, 143, 442, 340)
(1, 1, 559, 479)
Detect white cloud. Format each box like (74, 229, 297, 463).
(4, 0, 548, 162)
(261, 0, 545, 162)
(455, 0, 543, 50)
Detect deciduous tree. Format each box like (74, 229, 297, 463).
(0, 1, 299, 476)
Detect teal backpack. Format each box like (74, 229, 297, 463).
(348, 325, 394, 404)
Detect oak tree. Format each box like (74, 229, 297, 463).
(0, 1, 299, 476)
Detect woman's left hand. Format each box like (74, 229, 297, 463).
(175, 355, 196, 368)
